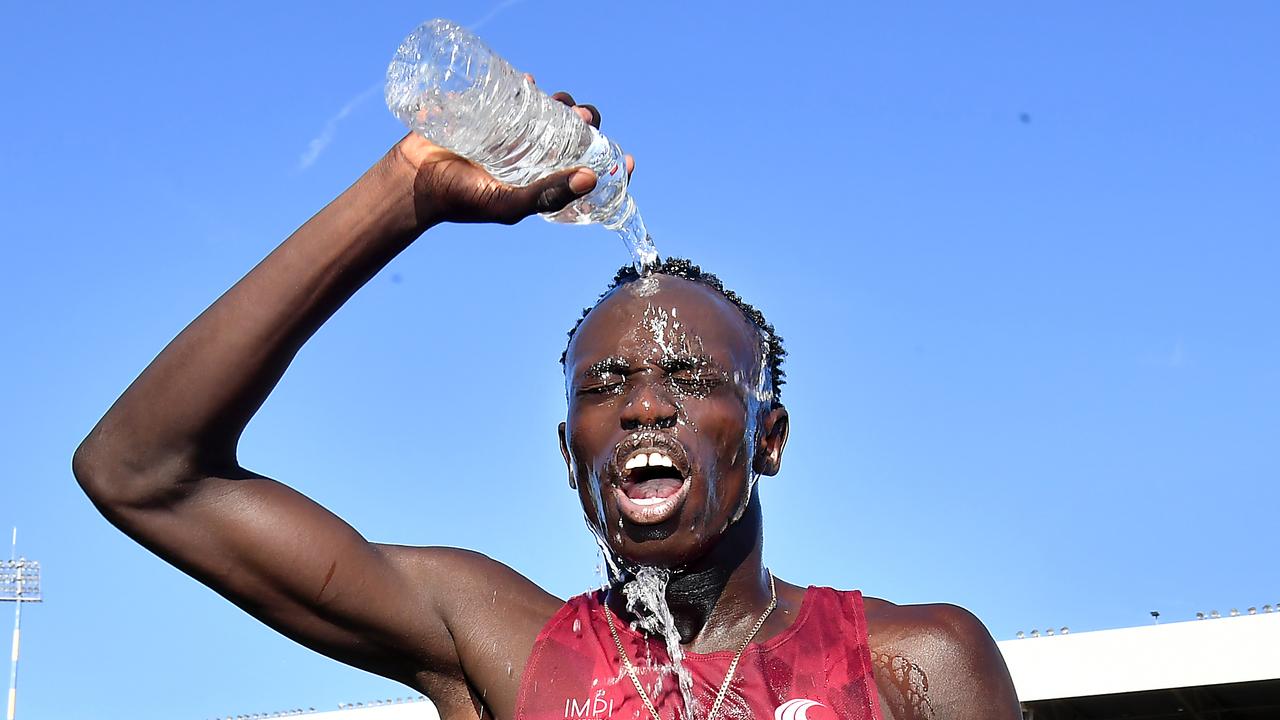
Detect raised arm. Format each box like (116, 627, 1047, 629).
(73, 104, 608, 702)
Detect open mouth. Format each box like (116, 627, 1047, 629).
(623, 450, 687, 503)
(612, 435, 692, 525)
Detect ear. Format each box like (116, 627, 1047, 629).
(753, 405, 790, 477)
(558, 421, 577, 489)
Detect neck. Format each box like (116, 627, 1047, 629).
(613, 491, 771, 651)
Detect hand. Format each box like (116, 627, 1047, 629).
(391, 78, 636, 228)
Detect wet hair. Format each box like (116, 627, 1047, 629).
(560, 257, 786, 401)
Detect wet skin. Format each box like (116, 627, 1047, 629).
(74, 87, 1020, 720)
(559, 276, 788, 572)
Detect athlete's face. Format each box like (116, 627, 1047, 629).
(559, 275, 788, 570)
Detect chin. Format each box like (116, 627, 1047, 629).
(605, 523, 716, 575)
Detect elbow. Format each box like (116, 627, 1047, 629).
(73, 433, 112, 502)
(73, 433, 136, 514)
(72, 431, 194, 514)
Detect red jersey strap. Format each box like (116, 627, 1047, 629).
(515, 587, 883, 720)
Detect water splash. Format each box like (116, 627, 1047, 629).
(615, 217, 658, 275)
(621, 567, 697, 720)
(593, 533, 625, 584)
(727, 332, 775, 527)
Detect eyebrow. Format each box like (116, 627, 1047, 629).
(658, 353, 720, 372)
(577, 353, 724, 381)
(582, 356, 630, 377)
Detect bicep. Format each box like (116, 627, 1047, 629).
(105, 469, 458, 685)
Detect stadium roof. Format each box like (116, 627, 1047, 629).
(211, 697, 437, 720)
(998, 610, 1280, 719)
(997, 610, 1280, 701)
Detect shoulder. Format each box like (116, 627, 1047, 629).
(862, 596, 994, 659)
(860, 596, 1020, 720)
(375, 544, 563, 616)
(372, 545, 564, 669)
(373, 545, 567, 719)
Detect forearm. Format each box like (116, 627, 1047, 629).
(77, 144, 429, 498)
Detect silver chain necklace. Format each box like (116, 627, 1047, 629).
(604, 572, 777, 720)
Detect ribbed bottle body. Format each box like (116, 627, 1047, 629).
(386, 19, 647, 245)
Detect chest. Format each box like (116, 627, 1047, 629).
(517, 638, 882, 720)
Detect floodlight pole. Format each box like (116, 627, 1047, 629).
(2, 529, 41, 720)
(7, 529, 20, 720)
(6, 573, 15, 720)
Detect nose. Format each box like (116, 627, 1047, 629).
(620, 378, 678, 430)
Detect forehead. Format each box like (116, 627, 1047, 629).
(566, 275, 762, 372)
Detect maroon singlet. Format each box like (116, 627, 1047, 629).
(515, 587, 883, 720)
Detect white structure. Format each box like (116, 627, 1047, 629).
(212, 697, 438, 720)
(998, 610, 1280, 718)
(999, 610, 1280, 701)
(307, 700, 436, 720)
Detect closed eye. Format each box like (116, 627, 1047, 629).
(662, 356, 726, 394)
(669, 373, 722, 395)
(578, 357, 631, 396)
(580, 377, 626, 395)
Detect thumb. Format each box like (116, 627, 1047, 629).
(524, 168, 597, 215)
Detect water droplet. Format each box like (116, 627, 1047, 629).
(506, 662, 513, 677)
(573, 618, 583, 635)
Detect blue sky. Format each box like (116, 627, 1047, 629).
(2, 2, 1278, 718)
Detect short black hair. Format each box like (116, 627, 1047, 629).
(560, 257, 786, 401)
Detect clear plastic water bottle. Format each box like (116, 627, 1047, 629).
(386, 19, 658, 271)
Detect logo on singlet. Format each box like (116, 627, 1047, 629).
(775, 698, 829, 720)
(564, 688, 616, 719)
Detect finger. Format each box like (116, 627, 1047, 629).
(524, 73, 536, 85)
(551, 91, 576, 107)
(625, 154, 635, 179)
(578, 103, 601, 129)
(523, 168, 597, 216)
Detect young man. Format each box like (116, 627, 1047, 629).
(74, 91, 1020, 720)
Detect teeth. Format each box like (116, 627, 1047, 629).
(631, 497, 667, 506)
(624, 451, 676, 471)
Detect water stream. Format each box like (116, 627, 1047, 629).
(621, 567, 698, 720)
